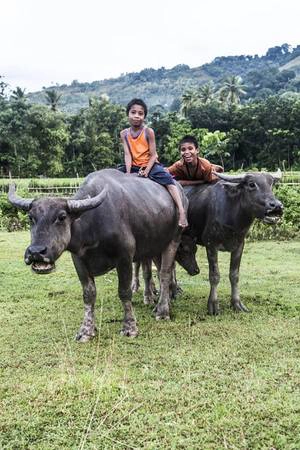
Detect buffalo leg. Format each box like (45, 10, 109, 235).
(132, 260, 157, 302)
(131, 261, 141, 293)
(152, 256, 183, 298)
(170, 263, 183, 299)
(206, 247, 220, 315)
(155, 240, 179, 320)
(72, 255, 97, 342)
(142, 259, 157, 305)
(229, 242, 249, 312)
(117, 258, 138, 337)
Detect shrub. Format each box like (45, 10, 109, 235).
(0, 193, 29, 232)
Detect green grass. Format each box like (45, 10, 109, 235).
(1, 232, 300, 449)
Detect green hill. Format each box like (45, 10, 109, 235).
(280, 55, 300, 75)
(27, 43, 300, 113)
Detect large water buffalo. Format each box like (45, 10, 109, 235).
(185, 170, 283, 315)
(8, 169, 189, 341)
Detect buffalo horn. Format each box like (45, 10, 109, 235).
(270, 168, 282, 180)
(8, 184, 33, 211)
(213, 171, 246, 183)
(213, 169, 282, 183)
(67, 185, 108, 213)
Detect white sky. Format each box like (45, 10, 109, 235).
(2, 0, 300, 93)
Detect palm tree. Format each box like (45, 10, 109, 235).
(180, 90, 199, 117)
(218, 76, 246, 106)
(44, 89, 63, 111)
(198, 82, 215, 104)
(11, 87, 26, 101)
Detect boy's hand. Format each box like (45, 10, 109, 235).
(138, 167, 148, 177)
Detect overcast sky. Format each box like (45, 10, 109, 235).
(2, 0, 300, 93)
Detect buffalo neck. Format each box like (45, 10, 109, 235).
(211, 184, 253, 233)
(67, 205, 107, 254)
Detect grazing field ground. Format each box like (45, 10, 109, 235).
(0, 232, 300, 450)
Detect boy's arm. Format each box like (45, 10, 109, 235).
(178, 179, 206, 186)
(168, 160, 212, 185)
(203, 162, 219, 182)
(168, 161, 198, 185)
(167, 161, 183, 178)
(142, 128, 158, 177)
(180, 163, 220, 185)
(199, 158, 222, 182)
(120, 130, 132, 174)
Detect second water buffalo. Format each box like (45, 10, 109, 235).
(185, 170, 283, 314)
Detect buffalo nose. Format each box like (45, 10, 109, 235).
(25, 245, 47, 264)
(268, 200, 283, 211)
(29, 245, 47, 257)
(191, 267, 200, 276)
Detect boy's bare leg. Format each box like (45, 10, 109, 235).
(166, 184, 188, 228)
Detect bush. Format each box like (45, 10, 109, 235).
(0, 193, 29, 232)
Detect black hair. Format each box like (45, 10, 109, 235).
(126, 98, 148, 117)
(178, 135, 198, 149)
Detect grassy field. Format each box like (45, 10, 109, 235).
(0, 232, 300, 450)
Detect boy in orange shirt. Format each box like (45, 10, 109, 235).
(119, 98, 188, 227)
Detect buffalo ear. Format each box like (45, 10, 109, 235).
(222, 182, 241, 196)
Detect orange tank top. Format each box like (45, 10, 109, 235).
(125, 127, 150, 167)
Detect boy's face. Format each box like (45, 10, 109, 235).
(128, 104, 145, 128)
(180, 142, 199, 164)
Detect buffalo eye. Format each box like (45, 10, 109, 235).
(57, 212, 67, 223)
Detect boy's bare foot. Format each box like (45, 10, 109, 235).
(179, 213, 188, 228)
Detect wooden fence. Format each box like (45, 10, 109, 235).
(281, 171, 300, 185)
(0, 179, 82, 196)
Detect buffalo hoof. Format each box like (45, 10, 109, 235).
(231, 301, 249, 313)
(156, 314, 170, 321)
(154, 305, 170, 320)
(208, 302, 220, 316)
(75, 330, 96, 342)
(120, 323, 139, 337)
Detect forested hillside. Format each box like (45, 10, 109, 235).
(27, 43, 300, 113)
(1, 42, 300, 179)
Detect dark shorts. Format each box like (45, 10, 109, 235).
(118, 163, 175, 186)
